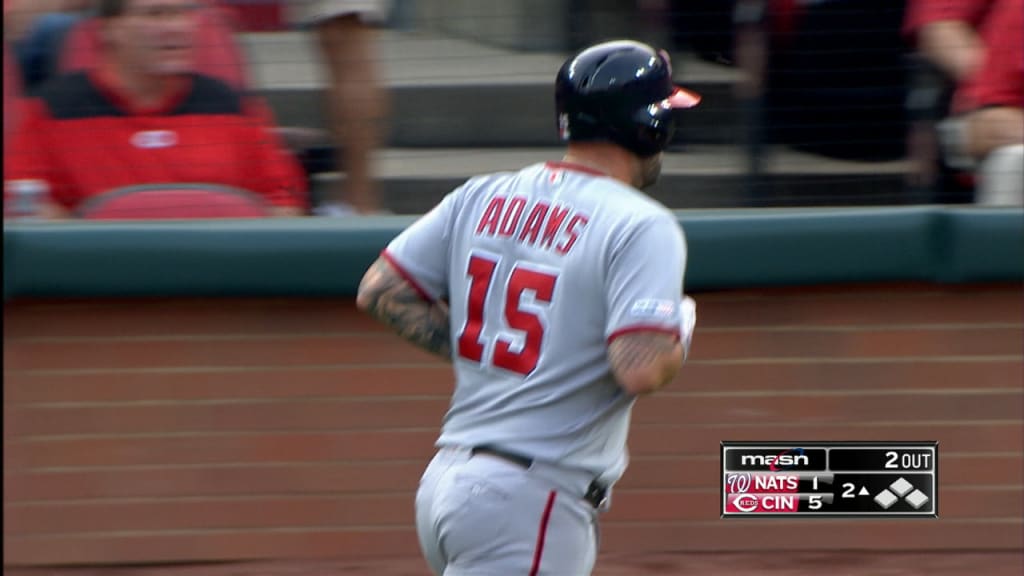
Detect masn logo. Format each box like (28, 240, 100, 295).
(740, 451, 809, 471)
(740, 454, 809, 467)
(726, 446, 827, 472)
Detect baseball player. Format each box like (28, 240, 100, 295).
(357, 39, 699, 575)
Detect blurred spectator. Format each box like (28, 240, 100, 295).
(904, 0, 1022, 206)
(3, 0, 307, 219)
(59, 0, 250, 90)
(903, 0, 992, 87)
(288, 0, 391, 216)
(56, 1, 333, 168)
(5, 0, 92, 93)
(903, 0, 996, 200)
(960, 0, 1023, 205)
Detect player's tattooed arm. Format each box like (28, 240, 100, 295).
(357, 258, 452, 360)
(608, 332, 683, 396)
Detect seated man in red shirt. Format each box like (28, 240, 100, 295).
(903, 0, 994, 92)
(902, 0, 995, 196)
(903, 0, 1022, 205)
(4, 0, 307, 218)
(960, 0, 1023, 205)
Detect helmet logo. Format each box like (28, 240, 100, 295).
(559, 113, 571, 140)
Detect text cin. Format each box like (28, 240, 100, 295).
(727, 494, 799, 513)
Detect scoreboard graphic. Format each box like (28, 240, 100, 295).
(721, 442, 938, 518)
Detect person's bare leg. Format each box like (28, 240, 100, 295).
(965, 106, 1024, 161)
(316, 13, 388, 214)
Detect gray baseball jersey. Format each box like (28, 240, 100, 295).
(385, 161, 687, 487)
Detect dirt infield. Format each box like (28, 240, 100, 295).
(5, 552, 1023, 576)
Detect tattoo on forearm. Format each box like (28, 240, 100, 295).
(609, 333, 677, 375)
(359, 259, 452, 360)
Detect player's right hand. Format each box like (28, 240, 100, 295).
(680, 296, 696, 361)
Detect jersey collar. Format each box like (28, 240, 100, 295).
(90, 60, 192, 117)
(545, 161, 608, 177)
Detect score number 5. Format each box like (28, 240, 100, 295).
(457, 254, 558, 376)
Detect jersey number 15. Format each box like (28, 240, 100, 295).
(457, 254, 558, 376)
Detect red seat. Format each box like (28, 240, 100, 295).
(76, 184, 271, 220)
(59, 0, 248, 89)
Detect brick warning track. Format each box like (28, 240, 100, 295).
(3, 552, 1023, 576)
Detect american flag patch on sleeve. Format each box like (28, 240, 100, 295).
(629, 299, 677, 320)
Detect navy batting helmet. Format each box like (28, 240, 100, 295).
(555, 40, 701, 158)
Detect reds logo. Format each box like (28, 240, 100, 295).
(131, 130, 178, 149)
(732, 494, 759, 513)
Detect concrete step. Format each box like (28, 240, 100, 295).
(240, 30, 741, 147)
(311, 146, 913, 214)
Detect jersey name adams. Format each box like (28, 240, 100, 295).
(474, 195, 590, 256)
